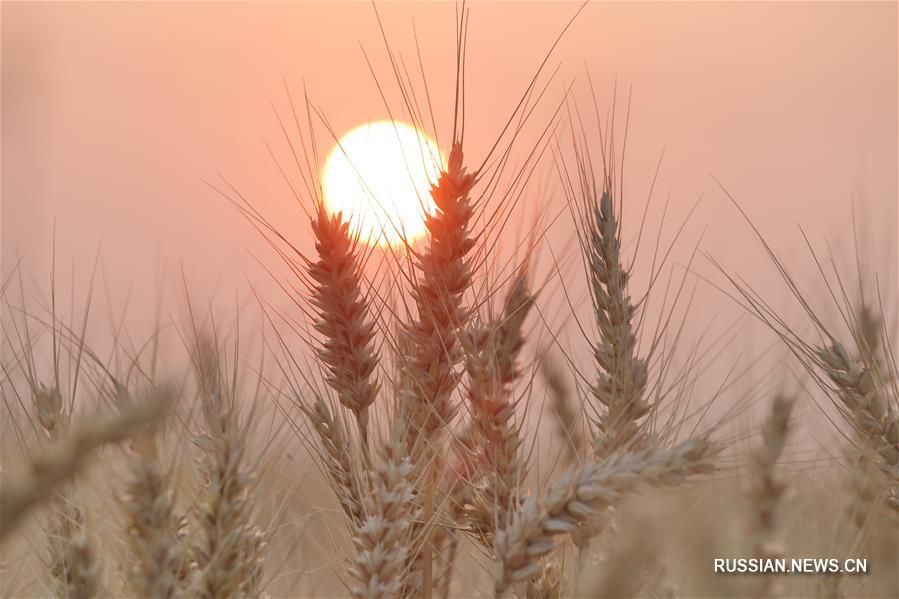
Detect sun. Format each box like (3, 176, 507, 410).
(321, 121, 445, 247)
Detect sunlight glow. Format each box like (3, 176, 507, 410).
(321, 121, 444, 247)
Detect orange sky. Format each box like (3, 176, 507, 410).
(2, 2, 896, 383)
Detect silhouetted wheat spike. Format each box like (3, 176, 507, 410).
(309, 205, 380, 456)
(587, 190, 650, 457)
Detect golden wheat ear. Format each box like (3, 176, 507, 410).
(308, 205, 381, 458)
(395, 141, 477, 598)
(494, 437, 718, 597)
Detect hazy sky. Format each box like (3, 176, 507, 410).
(3, 1, 896, 377)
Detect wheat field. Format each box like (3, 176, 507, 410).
(1, 3, 897, 598)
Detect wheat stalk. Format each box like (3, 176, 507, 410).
(431, 436, 475, 599)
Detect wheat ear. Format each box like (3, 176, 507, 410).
(399, 141, 476, 452)
(586, 190, 650, 456)
(123, 412, 188, 599)
(309, 205, 380, 455)
(397, 141, 476, 598)
(464, 275, 533, 543)
(1, 391, 170, 539)
(494, 438, 717, 596)
(542, 357, 583, 465)
(191, 387, 265, 599)
(819, 343, 899, 509)
(7, 388, 167, 598)
(350, 425, 420, 599)
(32, 383, 103, 599)
(431, 437, 475, 599)
(46, 508, 101, 599)
(302, 395, 366, 527)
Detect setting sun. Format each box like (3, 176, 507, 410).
(321, 121, 444, 247)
